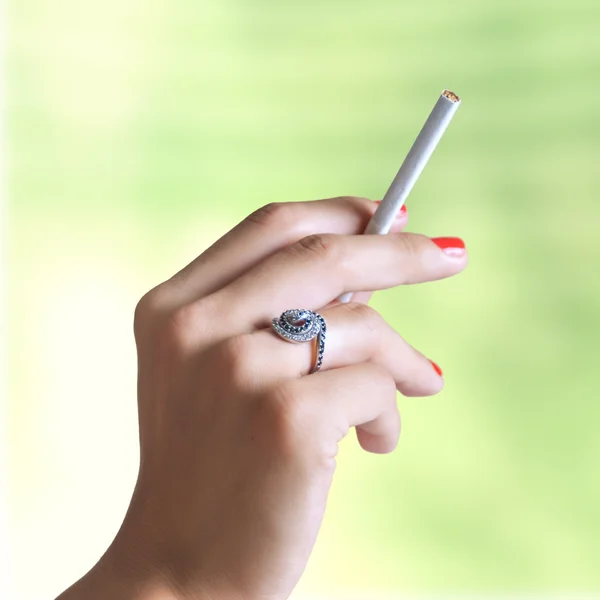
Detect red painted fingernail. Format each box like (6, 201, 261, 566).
(430, 360, 443, 377)
(431, 236, 466, 257)
(375, 201, 408, 216)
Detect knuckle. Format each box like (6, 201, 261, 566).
(246, 202, 297, 231)
(395, 232, 429, 257)
(293, 233, 339, 264)
(369, 362, 397, 395)
(134, 285, 169, 338)
(162, 299, 213, 350)
(343, 302, 383, 334)
(382, 373, 399, 399)
(263, 384, 311, 454)
(161, 303, 198, 349)
(134, 294, 155, 330)
(216, 334, 257, 387)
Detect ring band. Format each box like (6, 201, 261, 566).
(271, 309, 327, 374)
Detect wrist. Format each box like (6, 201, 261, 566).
(56, 511, 188, 600)
(55, 475, 243, 600)
(56, 544, 182, 600)
(56, 516, 235, 600)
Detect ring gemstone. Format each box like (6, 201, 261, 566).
(271, 309, 327, 374)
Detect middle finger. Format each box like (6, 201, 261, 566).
(166, 196, 408, 306)
(219, 232, 468, 330)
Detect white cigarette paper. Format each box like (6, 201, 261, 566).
(337, 89, 461, 304)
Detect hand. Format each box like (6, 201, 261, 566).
(57, 197, 468, 600)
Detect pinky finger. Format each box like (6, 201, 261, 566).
(297, 363, 401, 454)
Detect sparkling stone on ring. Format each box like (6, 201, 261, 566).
(271, 309, 326, 374)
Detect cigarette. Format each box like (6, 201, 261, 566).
(337, 89, 461, 304)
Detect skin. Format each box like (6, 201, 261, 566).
(56, 196, 468, 600)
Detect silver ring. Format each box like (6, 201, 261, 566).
(271, 309, 327, 374)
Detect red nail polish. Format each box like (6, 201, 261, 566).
(430, 360, 443, 377)
(375, 201, 407, 215)
(431, 237, 465, 250)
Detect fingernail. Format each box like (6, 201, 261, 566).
(375, 201, 408, 217)
(431, 236, 466, 257)
(430, 360, 443, 377)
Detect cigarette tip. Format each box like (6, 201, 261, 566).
(442, 89, 461, 103)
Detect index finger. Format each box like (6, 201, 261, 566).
(165, 197, 408, 305)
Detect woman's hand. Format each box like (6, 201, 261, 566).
(57, 196, 468, 600)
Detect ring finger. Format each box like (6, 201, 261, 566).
(247, 302, 443, 397)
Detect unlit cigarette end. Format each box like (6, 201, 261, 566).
(442, 89, 460, 103)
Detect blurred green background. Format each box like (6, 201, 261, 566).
(6, 0, 600, 598)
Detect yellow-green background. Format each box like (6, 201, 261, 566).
(6, 0, 600, 598)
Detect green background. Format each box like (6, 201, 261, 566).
(7, 0, 600, 597)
